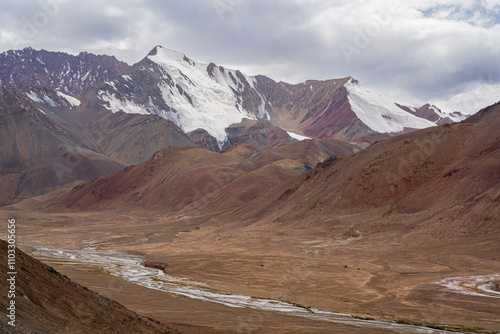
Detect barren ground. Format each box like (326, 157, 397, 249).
(3, 205, 499, 333)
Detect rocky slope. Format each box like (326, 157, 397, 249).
(0, 239, 179, 334)
(0, 47, 129, 96)
(224, 119, 295, 148)
(0, 85, 195, 206)
(0, 86, 125, 205)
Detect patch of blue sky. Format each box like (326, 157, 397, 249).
(420, 3, 500, 27)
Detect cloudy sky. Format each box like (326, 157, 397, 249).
(1, 0, 499, 114)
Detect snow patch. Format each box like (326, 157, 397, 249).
(26, 90, 61, 108)
(98, 91, 152, 115)
(56, 91, 81, 107)
(81, 70, 91, 81)
(287, 131, 312, 141)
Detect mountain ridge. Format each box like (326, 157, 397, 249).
(52, 138, 361, 212)
(0, 47, 130, 96)
(0, 45, 469, 149)
(95, 45, 468, 147)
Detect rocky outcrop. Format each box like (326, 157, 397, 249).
(224, 119, 295, 148)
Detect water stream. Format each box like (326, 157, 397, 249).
(438, 275, 500, 299)
(33, 247, 467, 334)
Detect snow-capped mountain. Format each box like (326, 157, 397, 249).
(0, 47, 129, 95)
(344, 78, 436, 133)
(95, 46, 466, 147)
(0, 46, 469, 150)
(97, 46, 268, 147)
(253, 76, 469, 140)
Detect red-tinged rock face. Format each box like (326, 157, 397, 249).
(300, 92, 369, 140)
(254, 76, 371, 141)
(0, 47, 130, 95)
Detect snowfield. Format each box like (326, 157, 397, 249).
(345, 78, 436, 133)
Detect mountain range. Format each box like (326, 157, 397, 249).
(52, 101, 499, 225)
(96, 46, 467, 147)
(0, 46, 469, 206)
(1, 46, 468, 146)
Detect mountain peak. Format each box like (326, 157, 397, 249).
(346, 76, 358, 84)
(147, 45, 194, 66)
(147, 45, 163, 56)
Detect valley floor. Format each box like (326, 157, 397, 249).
(2, 206, 499, 333)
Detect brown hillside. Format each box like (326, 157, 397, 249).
(0, 239, 177, 334)
(56, 146, 252, 211)
(0, 85, 196, 207)
(55, 138, 361, 212)
(220, 102, 500, 225)
(183, 159, 309, 215)
(15, 151, 127, 202)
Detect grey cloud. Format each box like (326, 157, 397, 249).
(0, 0, 499, 113)
(140, 0, 323, 65)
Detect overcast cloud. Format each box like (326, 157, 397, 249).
(1, 0, 499, 114)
